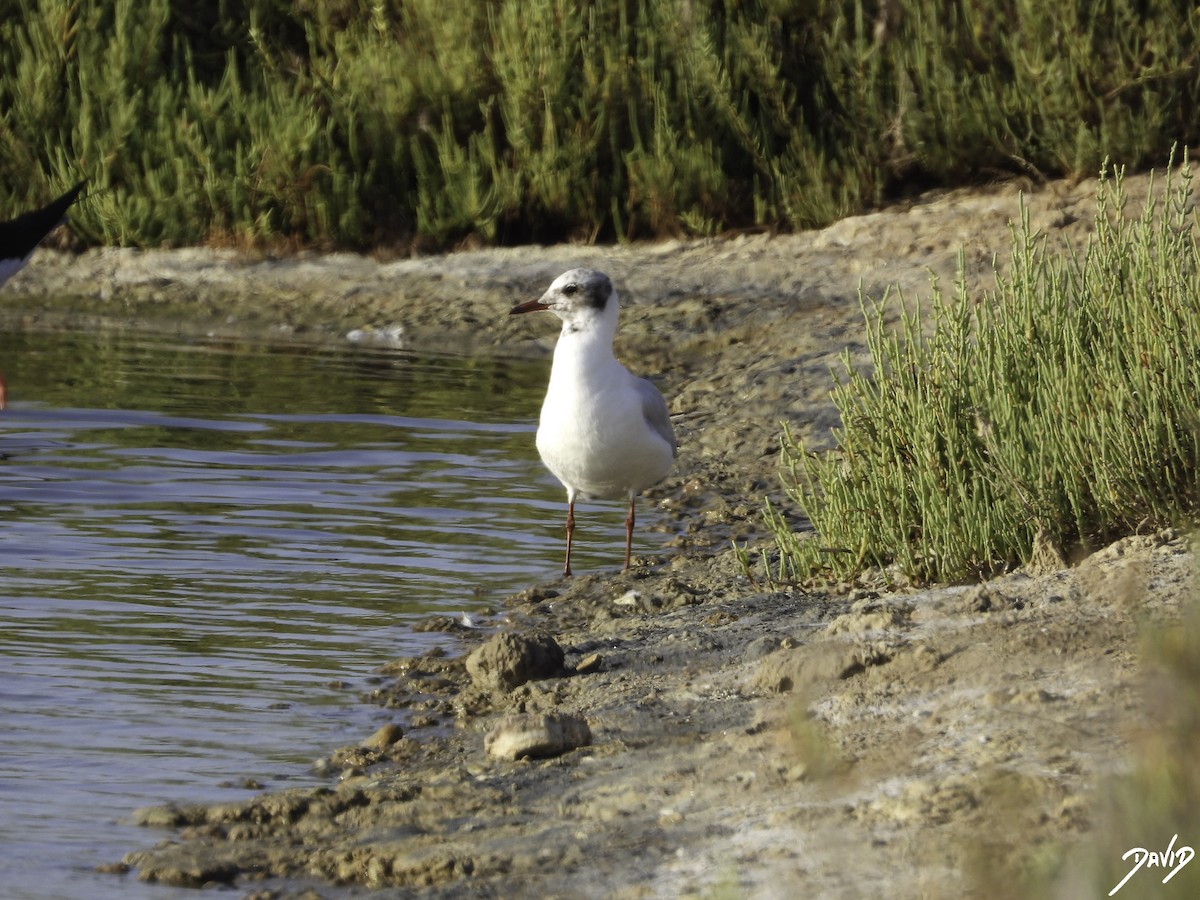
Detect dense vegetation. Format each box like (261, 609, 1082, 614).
(1, 0, 1197, 250)
(766, 154, 1200, 584)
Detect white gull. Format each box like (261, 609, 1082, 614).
(510, 268, 677, 576)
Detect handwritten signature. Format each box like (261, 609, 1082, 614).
(1110, 833, 1194, 895)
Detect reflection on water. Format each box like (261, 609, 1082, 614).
(0, 329, 648, 900)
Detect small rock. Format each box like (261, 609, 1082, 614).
(122, 852, 239, 888)
(658, 808, 685, 826)
(511, 585, 559, 605)
(743, 635, 783, 660)
(131, 804, 189, 829)
(362, 722, 404, 751)
(412, 615, 473, 633)
(573, 652, 602, 674)
(613, 590, 641, 607)
(327, 745, 380, 769)
(465, 631, 565, 692)
(484, 713, 592, 761)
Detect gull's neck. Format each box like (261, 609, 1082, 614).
(551, 300, 622, 379)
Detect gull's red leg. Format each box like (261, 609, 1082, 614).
(563, 498, 575, 578)
(623, 496, 635, 572)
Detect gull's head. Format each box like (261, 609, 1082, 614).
(510, 268, 617, 335)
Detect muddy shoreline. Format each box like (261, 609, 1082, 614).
(10, 171, 1191, 897)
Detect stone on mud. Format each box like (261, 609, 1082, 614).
(122, 849, 239, 888)
(362, 722, 404, 750)
(484, 713, 592, 761)
(130, 804, 190, 829)
(465, 631, 565, 692)
(748, 640, 896, 694)
(573, 651, 603, 674)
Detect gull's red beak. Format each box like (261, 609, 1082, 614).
(509, 298, 550, 315)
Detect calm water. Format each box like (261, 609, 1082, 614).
(0, 329, 654, 899)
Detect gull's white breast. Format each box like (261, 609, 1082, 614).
(536, 357, 674, 501)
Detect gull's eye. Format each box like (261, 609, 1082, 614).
(563, 283, 578, 295)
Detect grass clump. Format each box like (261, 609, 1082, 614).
(769, 152, 1200, 585)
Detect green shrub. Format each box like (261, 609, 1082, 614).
(1, 1, 1199, 249)
(768, 152, 1200, 585)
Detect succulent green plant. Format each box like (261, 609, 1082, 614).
(769, 152, 1200, 585)
(2, 1, 1197, 250)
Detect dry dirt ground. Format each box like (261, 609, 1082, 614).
(8, 170, 1198, 898)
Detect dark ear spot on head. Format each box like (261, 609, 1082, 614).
(588, 276, 613, 311)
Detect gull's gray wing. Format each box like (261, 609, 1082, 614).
(637, 377, 677, 456)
